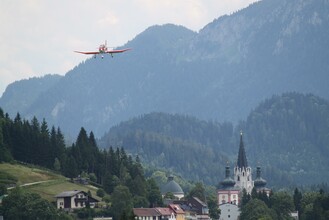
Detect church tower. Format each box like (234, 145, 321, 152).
(234, 132, 253, 194)
(253, 166, 271, 196)
(218, 164, 240, 205)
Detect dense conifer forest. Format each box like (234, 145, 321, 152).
(0, 107, 162, 219)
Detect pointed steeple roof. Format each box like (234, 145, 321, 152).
(237, 131, 248, 169)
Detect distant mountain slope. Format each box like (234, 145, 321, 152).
(100, 93, 329, 187)
(1, 0, 329, 137)
(0, 74, 62, 118)
(99, 112, 234, 185)
(240, 92, 329, 185)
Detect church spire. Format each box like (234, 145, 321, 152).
(237, 131, 248, 169)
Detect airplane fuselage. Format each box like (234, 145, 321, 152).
(99, 44, 107, 53)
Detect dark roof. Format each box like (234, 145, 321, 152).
(173, 200, 198, 213)
(88, 196, 100, 203)
(161, 176, 184, 195)
(237, 132, 248, 169)
(220, 166, 236, 189)
(254, 166, 267, 188)
(175, 197, 209, 215)
(54, 190, 99, 202)
(192, 197, 207, 207)
(55, 190, 85, 198)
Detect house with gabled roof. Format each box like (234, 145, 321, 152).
(156, 207, 176, 220)
(54, 190, 99, 210)
(133, 208, 160, 220)
(173, 197, 211, 220)
(168, 204, 185, 220)
(133, 207, 176, 220)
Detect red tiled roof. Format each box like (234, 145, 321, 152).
(155, 207, 172, 216)
(133, 208, 160, 217)
(168, 204, 185, 214)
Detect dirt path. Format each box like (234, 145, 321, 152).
(7, 180, 55, 190)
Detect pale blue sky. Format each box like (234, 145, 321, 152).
(0, 0, 258, 96)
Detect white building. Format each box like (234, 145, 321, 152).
(217, 132, 271, 220)
(55, 190, 99, 210)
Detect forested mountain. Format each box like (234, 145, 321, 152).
(99, 113, 234, 184)
(100, 92, 329, 187)
(240, 92, 329, 186)
(1, 0, 329, 137)
(0, 74, 62, 118)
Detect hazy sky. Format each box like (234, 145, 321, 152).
(0, 0, 258, 96)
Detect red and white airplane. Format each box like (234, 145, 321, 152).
(74, 41, 131, 58)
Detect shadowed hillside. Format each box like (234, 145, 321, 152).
(1, 0, 329, 138)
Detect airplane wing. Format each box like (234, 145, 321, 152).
(74, 51, 100, 55)
(106, 48, 132, 54)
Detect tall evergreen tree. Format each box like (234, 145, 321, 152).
(39, 118, 51, 167)
(76, 127, 89, 171)
(293, 188, 302, 215)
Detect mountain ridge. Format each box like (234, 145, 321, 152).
(1, 0, 329, 137)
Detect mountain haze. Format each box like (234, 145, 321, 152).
(1, 0, 329, 137)
(100, 93, 329, 186)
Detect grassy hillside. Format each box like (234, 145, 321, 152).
(0, 163, 101, 202)
(0, 163, 64, 184)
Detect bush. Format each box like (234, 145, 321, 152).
(97, 188, 105, 198)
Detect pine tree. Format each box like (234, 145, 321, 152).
(39, 119, 51, 167)
(293, 188, 302, 214)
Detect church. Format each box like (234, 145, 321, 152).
(217, 132, 271, 220)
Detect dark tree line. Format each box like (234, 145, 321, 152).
(0, 108, 163, 219)
(0, 110, 66, 168)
